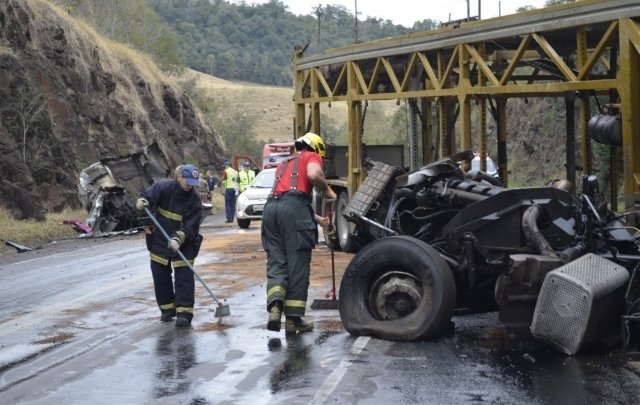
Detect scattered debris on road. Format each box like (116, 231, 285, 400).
(5, 240, 34, 252)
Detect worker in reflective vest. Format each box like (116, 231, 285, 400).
(238, 161, 255, 192)
(262, 132, 336, 334)
(136, 164, 203, 327)
(221, 161, 238, 223)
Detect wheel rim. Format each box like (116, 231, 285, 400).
(368, 270, 424, 320)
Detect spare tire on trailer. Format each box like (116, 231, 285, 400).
(339, 236, 456, 341)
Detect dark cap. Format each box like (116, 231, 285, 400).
(181, 164, 200, 187)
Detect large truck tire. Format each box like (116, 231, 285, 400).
(339, 236, 456, 341)
(335, 191, 358, 253)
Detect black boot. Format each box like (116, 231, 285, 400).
(160, 309, 176, 322)
(175, 315, 192, 327)
(285, 316, 314, 334)
(267, 303, 282, 332)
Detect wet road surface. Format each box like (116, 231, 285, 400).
(1, 214, 640, 404)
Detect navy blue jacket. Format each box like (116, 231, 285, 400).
(141, 179, 202, 257)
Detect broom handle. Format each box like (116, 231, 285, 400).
(325, 197, 337, 300)
(330, 243, 336, 300)
(144, 207, 223, 306)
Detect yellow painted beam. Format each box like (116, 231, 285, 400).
(533, 33, 577, 82)
(331, 63, 347, 96)
(417, 52, 441, 90)
(576, 26, 592, 176)
(619, 18, 640, 211)
(350, 62, 368, 96)
(464, 44, 499, 86)
(313, 67, 333, 97)
(459, 45, 472, 156)
(401, 53, 419, 91)
(439, 47, 459, 89)
(381, 57, 402, 93)
(367, 58, 384, 95)
(294, 51, 306, 138)
(297, 79, 618, 103)
(577, 21, 618, 81)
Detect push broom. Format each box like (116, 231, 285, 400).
(311, 198, 339, 310)
(144, 207, 231, 319)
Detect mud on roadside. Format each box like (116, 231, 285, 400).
(196, 218, 353, 304)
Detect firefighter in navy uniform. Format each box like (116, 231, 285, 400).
(136, 164, 204, 327)
(261, 133, 336, 333)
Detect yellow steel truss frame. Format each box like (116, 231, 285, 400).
(294, 0, 640, 211)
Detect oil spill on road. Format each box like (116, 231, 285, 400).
(448, 312, 640, 404)
(196, 225, 353, 304)
(196, 321, 234, 332)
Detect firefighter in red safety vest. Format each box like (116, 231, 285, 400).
(261, 132, 336, 333)
(135, 164, 203, 327)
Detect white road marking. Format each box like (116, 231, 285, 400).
(309, 336, 370, 404)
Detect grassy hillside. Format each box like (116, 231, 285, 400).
(182, 69, 350, 143)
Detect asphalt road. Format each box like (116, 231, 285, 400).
(1, 214, 640, 404)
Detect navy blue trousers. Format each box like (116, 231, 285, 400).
(224, 188, 236, 221)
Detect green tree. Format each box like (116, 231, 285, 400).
(148, 0, 438, 86)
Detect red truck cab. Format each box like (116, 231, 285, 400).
(262, 141, 294, 169)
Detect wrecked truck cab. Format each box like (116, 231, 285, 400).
(338, 154, 640, 355)
(78, 142, 212, 236)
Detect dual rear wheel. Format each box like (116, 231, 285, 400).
(339, 236, 456, 341)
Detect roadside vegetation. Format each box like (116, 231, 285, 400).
(0, 206, 87, 250)
(0, 193, 226, 252)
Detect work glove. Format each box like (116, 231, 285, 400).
(167, 237, 181, 253)
(135, 197, 149, 211)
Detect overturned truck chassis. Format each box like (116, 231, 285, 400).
(77, 142, 214, 236)
(79, 142, 171, 235)
(338, 153, 640, 355)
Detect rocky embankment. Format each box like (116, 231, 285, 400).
(0, 0, 223, 220)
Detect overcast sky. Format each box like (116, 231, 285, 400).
(234, 0, 551, 27)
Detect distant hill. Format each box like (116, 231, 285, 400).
(149, 0, 438, 86)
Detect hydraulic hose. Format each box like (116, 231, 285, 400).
(522, 205, 558, 258)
